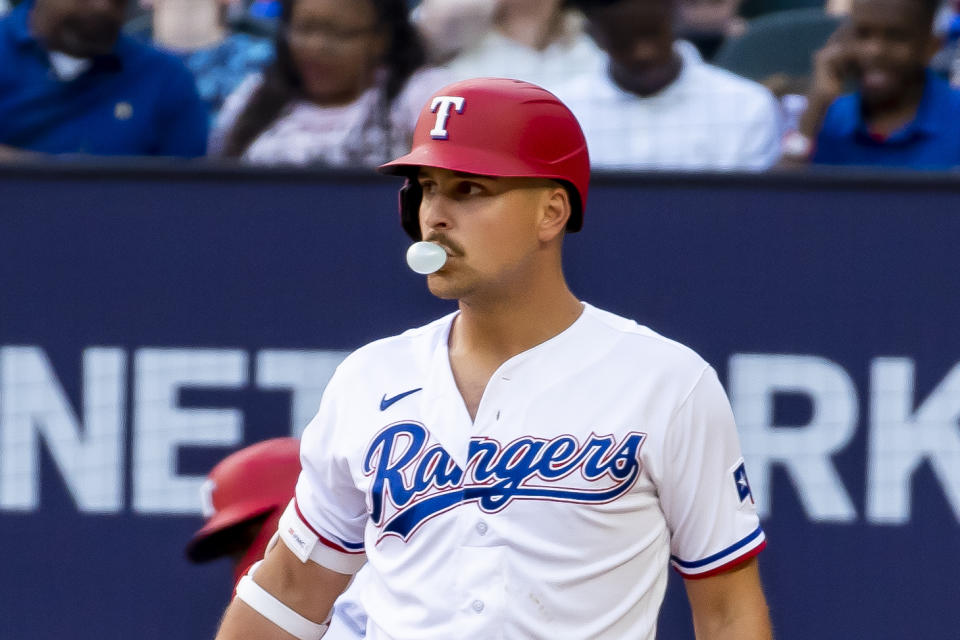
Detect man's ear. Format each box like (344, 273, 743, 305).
(538, 186, 572, 243)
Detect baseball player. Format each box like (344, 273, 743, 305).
(191, 438, 367, 639)
(214, 78, 772, 639)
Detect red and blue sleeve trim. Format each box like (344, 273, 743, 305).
(293, 499, 365, 554)
(671, 525, 766, 579)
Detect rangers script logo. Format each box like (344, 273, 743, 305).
(363, 422, 646, 541)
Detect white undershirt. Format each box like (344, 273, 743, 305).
(48, 51, 92, 82)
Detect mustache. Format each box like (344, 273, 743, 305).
(423, 233, 464, 257)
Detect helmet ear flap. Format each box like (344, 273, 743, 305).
(399, 178, 423, 240)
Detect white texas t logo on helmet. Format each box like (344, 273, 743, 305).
(429, 96, 465, 140)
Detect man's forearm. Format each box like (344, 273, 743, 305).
(212, 540, 353, 640)
(216, 598, 310, 640)
(694, 605, 773, 640)
(686, 558, 772, 640)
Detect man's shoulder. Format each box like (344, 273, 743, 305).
(685, 58, 776, 107)
(115, 34, 197, 84)
(923, 71, 960, 125)
(581, 303, 709, 377)
(0, 7, 15, 39)
(333, 313, 456, 377)
(560, 42, 776, 110)
(0, 2, 32, 59)
(814, 93, 863, 150)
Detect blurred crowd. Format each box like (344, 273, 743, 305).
(1, 0, 959, 171)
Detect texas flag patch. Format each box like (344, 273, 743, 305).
(732, 459, 755, 505)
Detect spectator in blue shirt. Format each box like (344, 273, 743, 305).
(0, 0, 208, 158)
(139, 0, 275, 124)
(783, 0, 960, 169)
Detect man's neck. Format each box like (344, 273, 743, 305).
(495, 1, 563, 51)
(153, 1, 226, 51)
(450, 272, 582, 365)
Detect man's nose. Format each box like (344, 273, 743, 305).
(419, 195, 452, 233)
(860, 36, 885, 61)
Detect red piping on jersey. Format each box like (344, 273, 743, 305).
(675, 539, 767, 580)
(293, 498, 365, 555)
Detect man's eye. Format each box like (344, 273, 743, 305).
(455, 182, 483, 196)
(419, 181, 437, 194)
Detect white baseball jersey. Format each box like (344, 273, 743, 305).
(280, 303, 765, 640)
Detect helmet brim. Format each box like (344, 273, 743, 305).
(379, 143, 571, 185)
(185, 502, 275, 562)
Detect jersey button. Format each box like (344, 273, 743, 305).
(471, 599, 485, 613)
(476, 521, 488, 535)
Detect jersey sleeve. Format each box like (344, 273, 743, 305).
(282, 367, 368, 574)
(658, 366, 766, 579)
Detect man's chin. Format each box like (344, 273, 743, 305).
(426, 277, 467, 301)
(426, 284, 459, 300)
(58, 30, 119, 58)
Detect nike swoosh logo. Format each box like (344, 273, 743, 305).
(380, 388, 422, 411)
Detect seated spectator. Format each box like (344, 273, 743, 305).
(210, 0, 446, 167)
(0, 0, 208, 158)
(560, 0, 781, 170)
(441, 0, 606, 94)
(140, 0, 274, 123)
(783, 0, 960, 169)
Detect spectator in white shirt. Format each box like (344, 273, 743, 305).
(562, 0, 782, 170)
(210, 0, 447, 167)
(440, 0, 606, 95)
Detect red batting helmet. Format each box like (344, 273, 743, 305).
(379, 77, 590, 240)
(186, 437, 301, 583)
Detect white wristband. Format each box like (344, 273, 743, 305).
(235, 573, 328, 640)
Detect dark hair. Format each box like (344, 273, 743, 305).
(222, 0, 427, 159)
